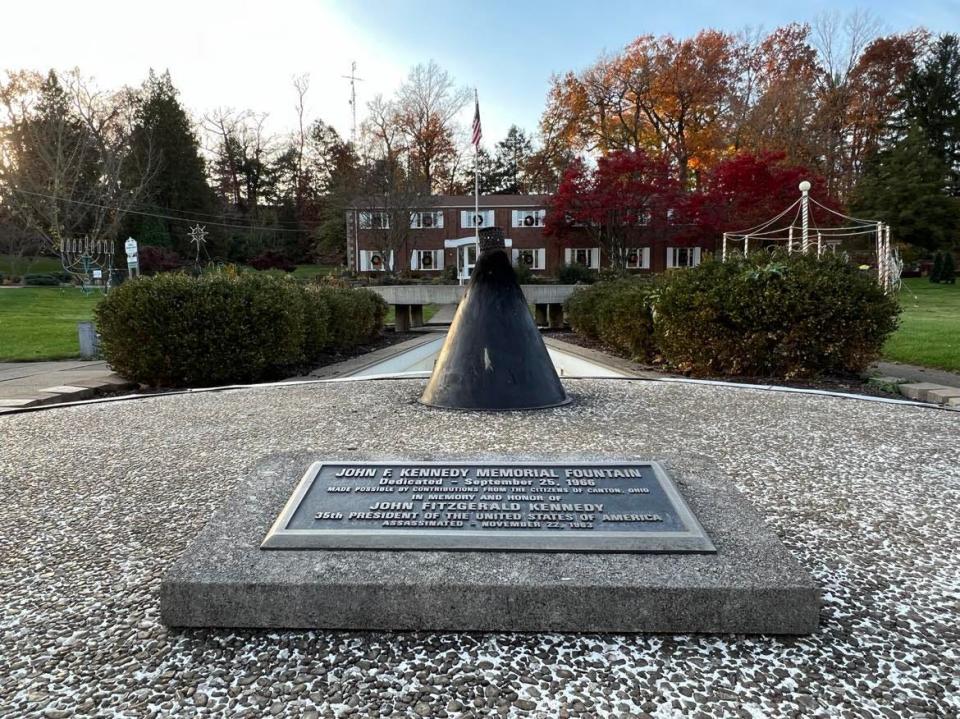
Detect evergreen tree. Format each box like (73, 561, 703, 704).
(942, 252, 956, 284)
(851, 126, 960, 251)
(904, 34, 960, 192)
(125, 70, 218, 257)
(490, 126, 533, 194)
(930, 252, 943, 282)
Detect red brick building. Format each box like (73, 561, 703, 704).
(346, 194, 713, 280)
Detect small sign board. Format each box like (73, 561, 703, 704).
(124, 238, 138, 257)
(262, 461, 715, 553)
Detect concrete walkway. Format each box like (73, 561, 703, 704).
(869, 361, 960, 407)
(4, 350, 957, 412)
(425, 303, 458, 325)
(0, 360, 136, 410)
(872, 360, 960, 387)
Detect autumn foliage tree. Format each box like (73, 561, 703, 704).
(540, 14, 929, 198)
(541, 31, 737, 188)
(545, 150, 681, 268)
(681, 152, 839, 242)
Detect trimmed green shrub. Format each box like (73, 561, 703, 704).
(557, 262, 597, 285)
(301, 285, 333, 360)
(95, 272, 386, 387)
(653, 251, 900, 378)
(940, 253, 956, 284)
(565, 279, 656, 360)
(316, 286, 388, 350)
(930, 252, 943, 282)
(24, 273, 60, 286)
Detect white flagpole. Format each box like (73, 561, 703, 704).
(474, 88, 480, 255)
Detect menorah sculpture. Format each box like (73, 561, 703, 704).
(59, 236, 114, 293)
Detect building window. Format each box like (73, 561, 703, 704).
(625, 247, 651, 269)
(511, 209, 546, 228)
(667, 247, 702, 268)
(359, 249, 393, 272)
(410, 211, 444, 229)
(512, 248, 546, 270)
(565, 247, 600, 268)
(460, 209, 495, 228)
(359, 211, 390, 230)
(411, 249, 444, 271)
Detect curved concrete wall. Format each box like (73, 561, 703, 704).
(368, 284, 581, 305)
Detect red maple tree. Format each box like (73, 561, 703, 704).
(545, 150, 683, 268)
(676, 152, 842, 245)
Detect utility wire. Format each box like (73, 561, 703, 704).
(11, 188, 313, 234)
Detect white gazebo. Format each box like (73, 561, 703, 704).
(721, 181, 900, 291)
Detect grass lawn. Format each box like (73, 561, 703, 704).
(0, 287, 102, 361)
(0, 254, 63, 277)
(883, 278, 960, 372)
(384, 304, 439, 325)
(291, 264, 339, 279)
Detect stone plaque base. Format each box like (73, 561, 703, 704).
(161, 454, 820, 634)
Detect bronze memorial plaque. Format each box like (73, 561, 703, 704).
(262, 461, 715, 553)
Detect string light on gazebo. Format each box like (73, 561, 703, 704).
(721, 181, 899, 292)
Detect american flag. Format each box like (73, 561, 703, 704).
(471, 91, 482, 147)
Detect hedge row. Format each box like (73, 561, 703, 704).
(566, 279, 656, 360)
(95, 272, 386, 387)
(565, 251, 900, 379)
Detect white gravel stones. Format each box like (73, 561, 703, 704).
(1, 379, 958, 718)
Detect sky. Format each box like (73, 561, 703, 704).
(2, 0, 957, 148)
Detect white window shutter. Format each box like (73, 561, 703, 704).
(359, 251, 369, 271)
(512, 249, 519, 265)
(564, 248, 572, 264)
(536, 249, 545, 270)
(410, 251, 419, 270)
(409, 213, 417, 229)
(666, 247, 675, 268)
(590, 248, 600, 268)
(693, 247, 702, 266)
(642, 247, 650, 269)
(460, 211, 469, 228)
(538, 209, 546, 226)
(435, 251, 444, 270)
(436, 212, 444, 229)
(511, 211, 519, 228)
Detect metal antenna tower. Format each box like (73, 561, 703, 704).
(342, 61, 363, 142)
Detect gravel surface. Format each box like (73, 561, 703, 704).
(1, 378, 958, 718)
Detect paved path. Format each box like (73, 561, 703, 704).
(872, 360, 960, 387)
(425, 303, 458, 325)
(0, 360, 135, 409)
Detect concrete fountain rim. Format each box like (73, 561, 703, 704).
(0, 372, 950, 418)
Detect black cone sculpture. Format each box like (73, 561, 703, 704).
(421, 228, 570, 410)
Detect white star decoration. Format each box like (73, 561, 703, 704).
(189, 224, 208, 250)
